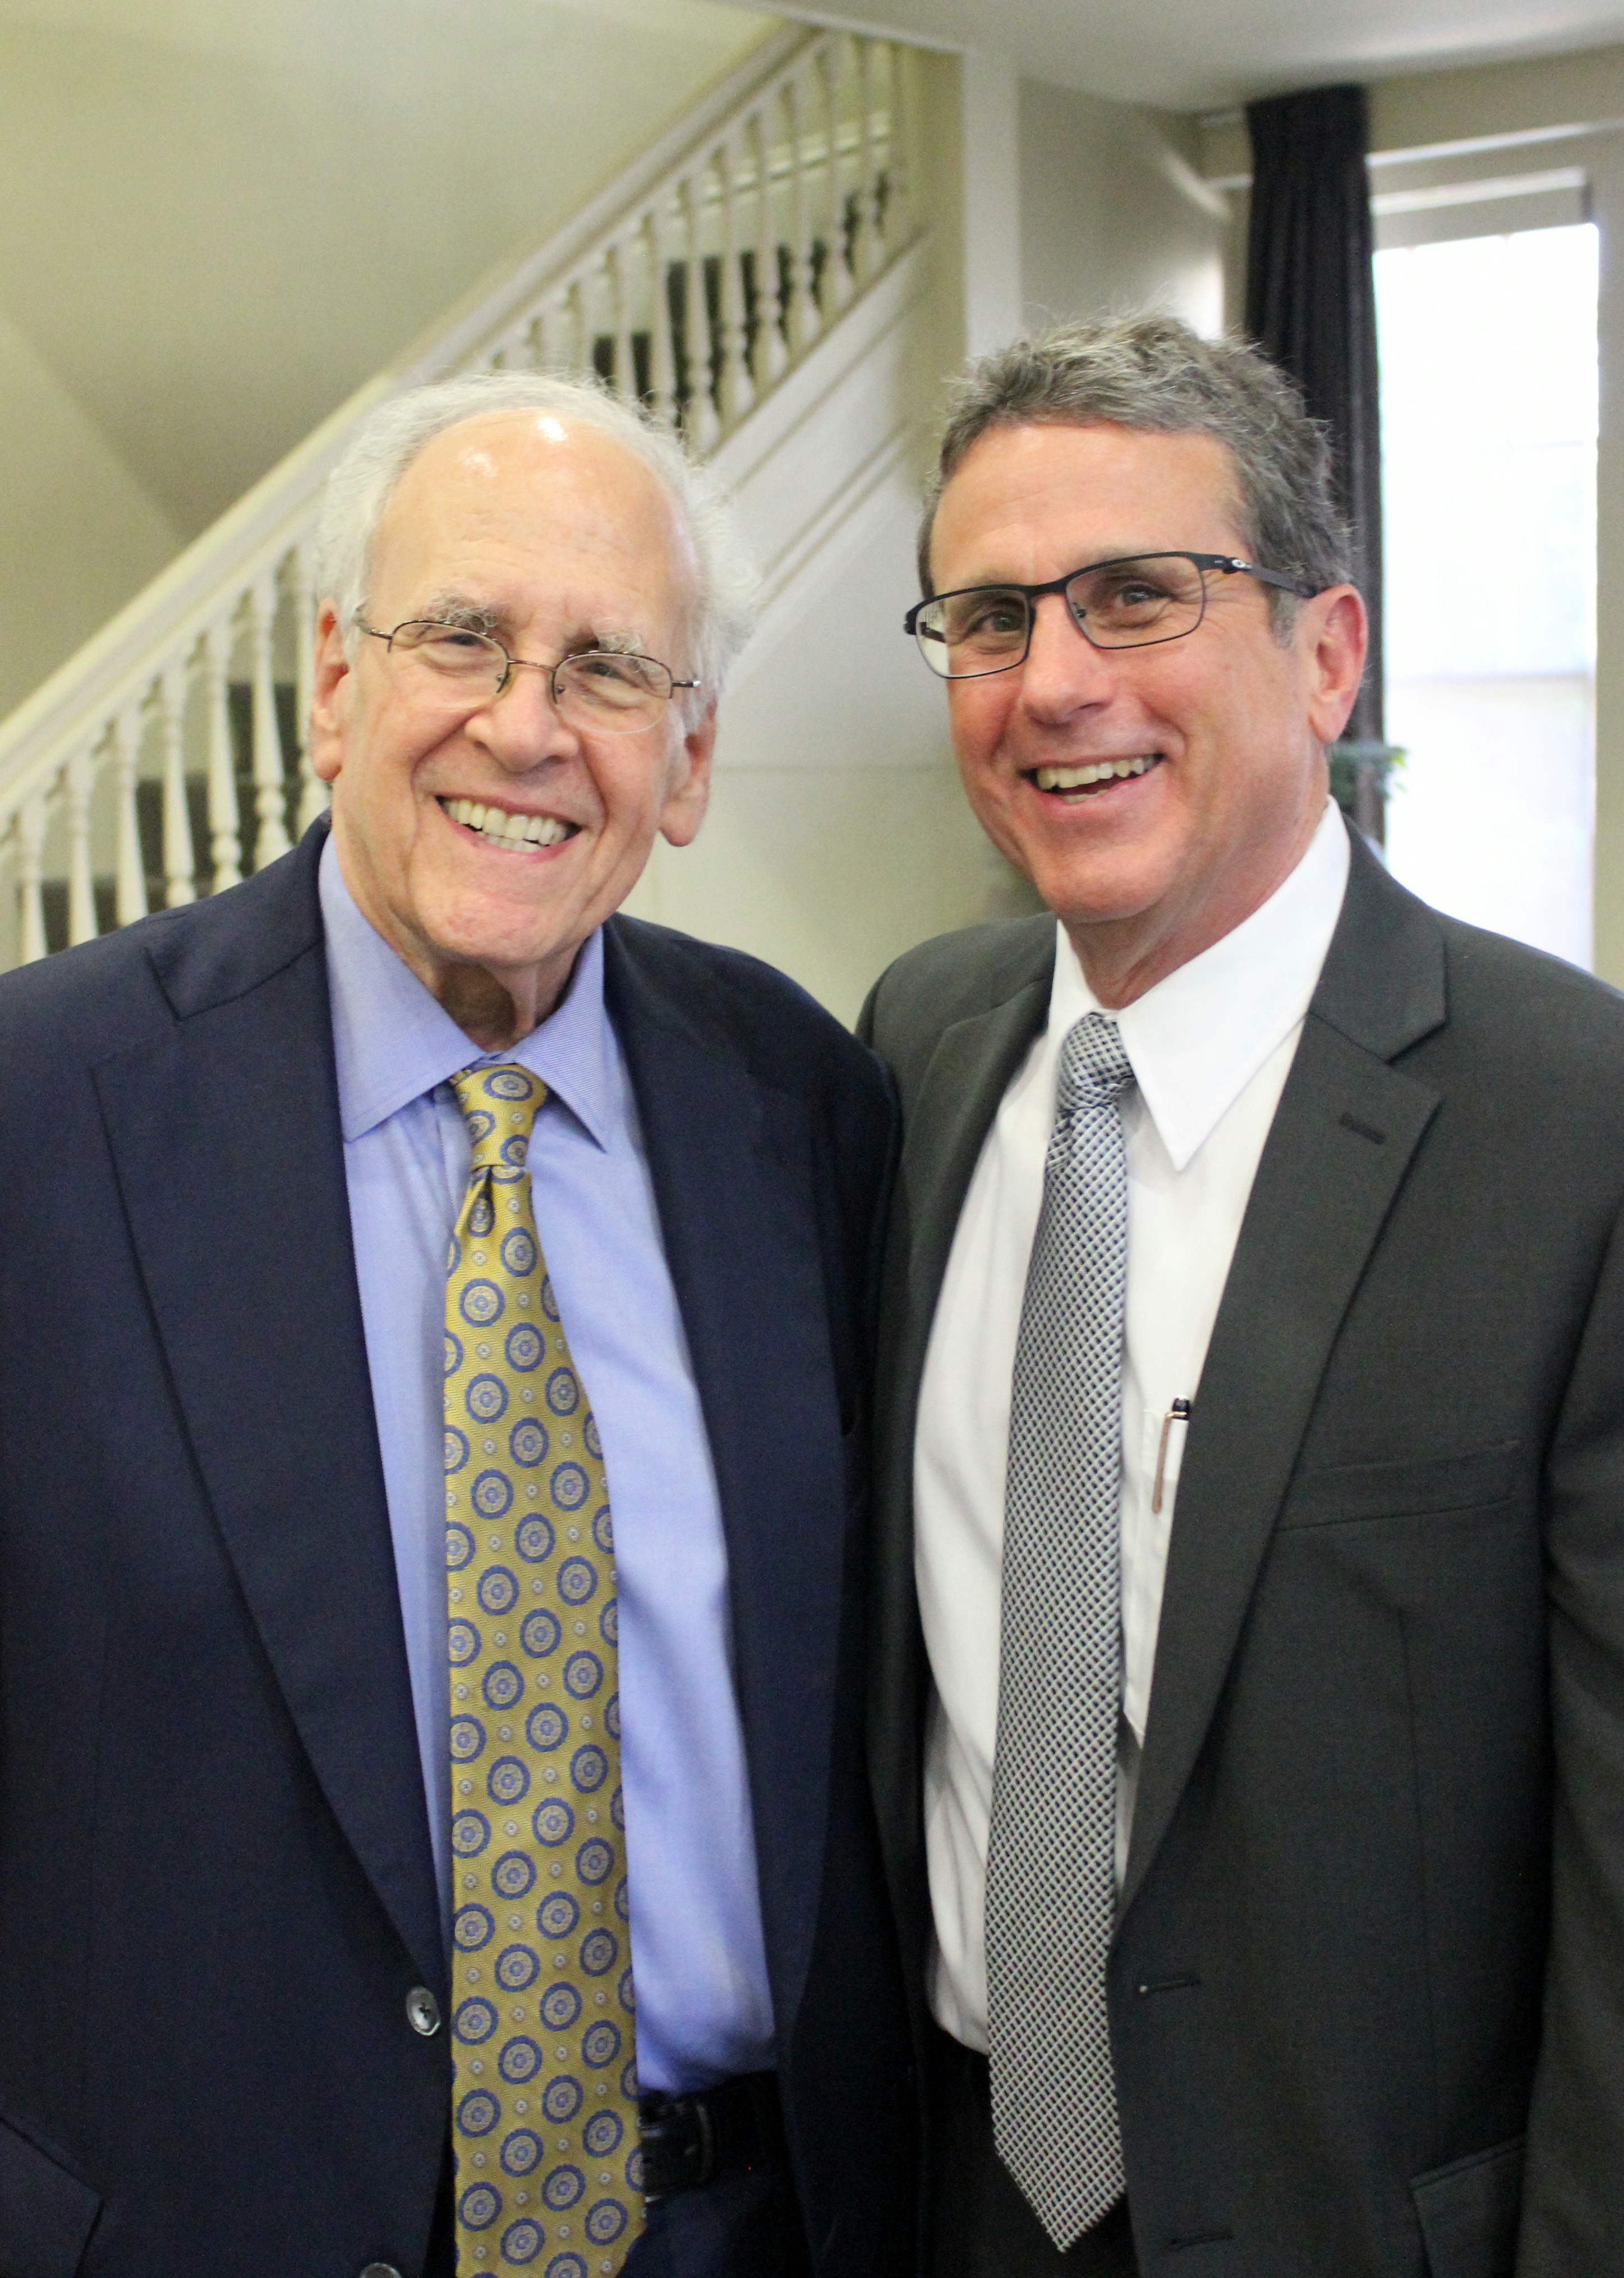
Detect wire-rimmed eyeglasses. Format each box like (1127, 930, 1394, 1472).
(903, 552, 1318, 680)
(356, 617, 701, 733)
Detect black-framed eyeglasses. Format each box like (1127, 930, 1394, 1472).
(356, 617, 701, 734)
(903, 552, 1318, 680)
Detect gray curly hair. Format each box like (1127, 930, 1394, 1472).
(314, 369, 758, 719)
(918, 313, 1351, 632)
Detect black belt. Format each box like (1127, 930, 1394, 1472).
(638, 2069, 783, 2200)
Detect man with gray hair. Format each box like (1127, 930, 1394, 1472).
(861, 313, 1624, 2274)
(0, 371, 914, 2278)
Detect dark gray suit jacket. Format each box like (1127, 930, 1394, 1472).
(859, 828, 1624, 2278)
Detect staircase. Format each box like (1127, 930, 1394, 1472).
(0, 25, 926, 971)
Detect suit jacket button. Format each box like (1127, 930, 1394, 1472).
(406, 1986, 441, 2037)
(360, 2266, 403, 2277)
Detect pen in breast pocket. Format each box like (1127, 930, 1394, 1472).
(1152, 1398, 1193, 1515)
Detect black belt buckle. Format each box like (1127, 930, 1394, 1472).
(638, 2092, 716, 2201)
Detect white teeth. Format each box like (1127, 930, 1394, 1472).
(1034, 756, 1156, 792)
(441, 797, 573, 849)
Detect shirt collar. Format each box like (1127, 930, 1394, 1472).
(319, 832, 616, 1149)
(1048, 798, 1351, 1172)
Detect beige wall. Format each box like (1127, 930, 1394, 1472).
(629, 463, 997, 1026)
(0, 0, 776, 714)
(1020, 80, 1226, 336)
(0, 305, 183, 717)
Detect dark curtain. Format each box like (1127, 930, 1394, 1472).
(1245, 83, 1384, 750)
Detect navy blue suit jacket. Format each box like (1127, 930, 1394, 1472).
(0, 821, 914, 2277)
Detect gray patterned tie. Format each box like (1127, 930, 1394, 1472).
(986, 1010, 1135, 2250)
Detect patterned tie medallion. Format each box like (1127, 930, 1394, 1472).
(445, 1065, 644, 2277)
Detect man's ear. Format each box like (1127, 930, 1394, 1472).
(309, 601, 352, 786)
(1303, 585, 1369, 748)
(659, 705, 718, 849)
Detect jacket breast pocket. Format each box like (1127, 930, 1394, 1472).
(1411, 2135, 1523, 2278)
(1276, 1441, 1522, 1532)
(0, 2111, 102, 2277)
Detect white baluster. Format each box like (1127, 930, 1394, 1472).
(611, 233, 637, 402)
(291, 548, 327, 836)
(113, 705, 149, 927)
(16, 790, 48, 965)
(248, 578, 290, 869)
(580, 257, 606, 385)
(205, 621, 242, 893)
(753, 105, 787, 388)
(648, 192, 678, 425)
(865, 45, 889, 262)
(718, 131, 753, 430)
(532, 296, 558, 373)
(784, 64, 820, 357)
(572, 279, 594, 376)
(66, 747, 96, 946)
(884, 40, 914, 246)
(158, 661, 197, 907)
(551, 281, 583, 378)
(682, 170, 720, 448)
(852, 40, 880, 282)
(599, 248, 619, 391)
(822, 38, 853, 314)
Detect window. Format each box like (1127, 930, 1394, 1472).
(1376, 222, 1598, 967)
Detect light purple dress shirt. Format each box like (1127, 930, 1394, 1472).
(319, 836, 775, 2092)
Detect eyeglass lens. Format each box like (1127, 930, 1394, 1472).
(915, 554, 1211, 678)
(387, 621, 677, 732)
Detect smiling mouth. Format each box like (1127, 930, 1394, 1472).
(440, 797, 581, 851)
(1028, 755, 1162, 797)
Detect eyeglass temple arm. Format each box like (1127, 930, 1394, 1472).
(1224, 560, 1319, 599)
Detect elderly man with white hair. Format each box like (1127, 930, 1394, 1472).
(0, 373, 915, 2278)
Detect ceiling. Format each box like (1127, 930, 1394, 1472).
(766, 0, 1624, 110)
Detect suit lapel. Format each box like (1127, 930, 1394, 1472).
(886, 979, 1056, 1423)
(93, 832, 446, 1997)
(869, 944, 1054, 1918)
(1122, 838, 1447, 1917)
(602, 921, 843, 2040)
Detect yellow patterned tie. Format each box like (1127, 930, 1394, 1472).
(445, 1064, 645, 2277)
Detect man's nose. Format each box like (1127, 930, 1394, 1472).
(1017, 591, 1119, 720)
(468, 663, 581, 769)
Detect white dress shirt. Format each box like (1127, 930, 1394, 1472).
(915, 799, 1350, 2050)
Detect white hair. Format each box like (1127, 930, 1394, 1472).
(312, 369, 758, 717)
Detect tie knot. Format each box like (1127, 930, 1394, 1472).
(1055, 1012, 1134, 1118)
(452, 1064, 545, 1172)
